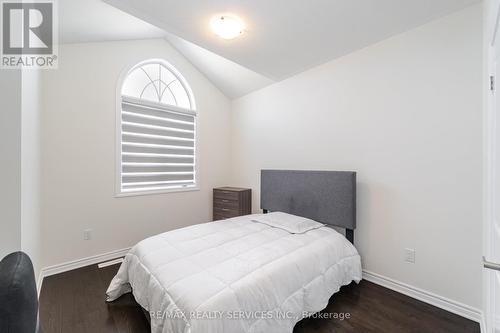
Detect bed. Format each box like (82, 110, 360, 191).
(106, 170, 362, 333)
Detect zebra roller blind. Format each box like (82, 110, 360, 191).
(118, 61, 196, 194)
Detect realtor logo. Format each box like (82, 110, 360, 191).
(1, 0, 57, 68)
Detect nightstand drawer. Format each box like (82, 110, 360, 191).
(214, 206, 240, 216)
(214, 198, 239, 210)
(213, 213, 233, 221)
(213, 213, 225, 221)
(213, 190, 239, 201)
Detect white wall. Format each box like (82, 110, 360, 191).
(0, 68, 43, 278)
(0, 69, 22, 259)
(40, 39, 232, 268)
(231, 5, 483, 310)
(21, 69, 42, 277)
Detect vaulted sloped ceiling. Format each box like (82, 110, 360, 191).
(60, 0, 166, 44)
(103, 0, 479, 81)
(61, 0, 479, 99)
(164, 33, 274, 99)
(60, 0, 273, 98)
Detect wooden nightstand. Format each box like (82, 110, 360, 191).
(213, 187, 252, 221)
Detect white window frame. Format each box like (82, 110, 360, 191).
(115, 59, 199, 197)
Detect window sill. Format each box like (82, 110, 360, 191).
(115, 186, 200, 198)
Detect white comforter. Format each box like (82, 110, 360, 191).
(106, 214, 362, 333)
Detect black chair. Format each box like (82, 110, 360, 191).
(0, 252, 41, 333)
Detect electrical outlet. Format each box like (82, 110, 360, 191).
(404, 248, 415, 263)
(84, 229, 92, 241)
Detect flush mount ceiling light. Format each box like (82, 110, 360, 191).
(210, 14, 245, 40)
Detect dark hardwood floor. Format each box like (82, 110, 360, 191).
(39, 263, 480, 333)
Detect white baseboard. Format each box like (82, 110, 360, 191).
(37, 247, 131, 295)
(363, 270, 483, 327)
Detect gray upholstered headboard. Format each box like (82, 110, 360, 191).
(260, 170, 356, 242)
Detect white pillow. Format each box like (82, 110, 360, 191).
(251, 212, 324, 234)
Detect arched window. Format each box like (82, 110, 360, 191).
(116, 60, 197, 195)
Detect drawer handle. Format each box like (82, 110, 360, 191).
(222, 191, 231, 194)
(222, 200, 229, 203)
(221, 208, 229, 211)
